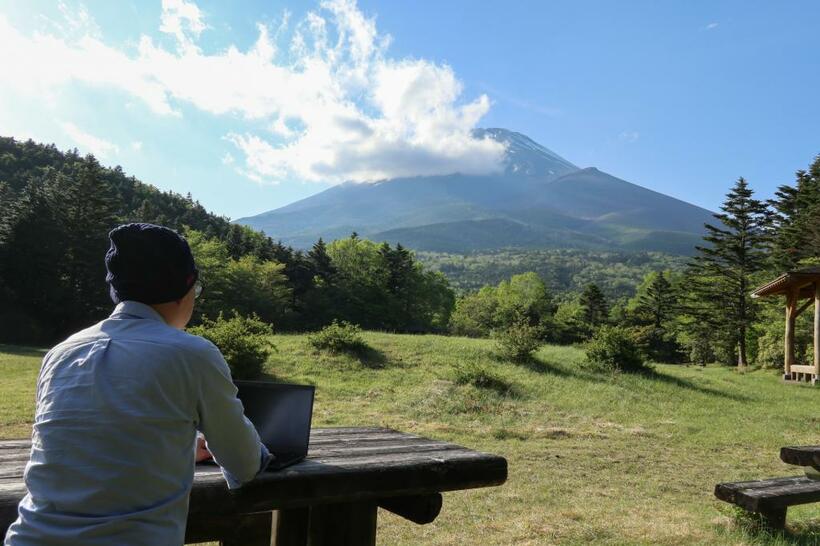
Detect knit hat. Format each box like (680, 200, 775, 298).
(105, 223, 198, 305)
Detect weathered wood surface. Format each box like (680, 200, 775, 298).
(781, 446, 820, 471)
(0, 427, 507, 543)
(379, 493, 442, 525)
(714, 476, 820, 513)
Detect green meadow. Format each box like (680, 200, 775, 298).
(2, 335, 819, 545)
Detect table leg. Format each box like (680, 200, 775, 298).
(273, 508, 309, 546)
(219, 512, 272, 546)
(307, 502, 377, 546)
(759, 506, 787, 531)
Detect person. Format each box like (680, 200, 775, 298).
(4, 223, 272, 546)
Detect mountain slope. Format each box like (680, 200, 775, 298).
(237, 129, 713, 254)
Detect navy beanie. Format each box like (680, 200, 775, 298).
(105, 223, 198, 305)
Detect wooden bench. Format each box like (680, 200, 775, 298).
(714, 445, 820, 530)
(0, 427, 507, 545)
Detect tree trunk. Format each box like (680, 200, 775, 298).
(738, 327, 748, 368)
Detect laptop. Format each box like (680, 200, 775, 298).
(202, 381, 315, 471)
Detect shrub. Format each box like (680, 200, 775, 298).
(307, 320, 368, 355)
(585, 325, 646, 372)
(188, 312, 274, 380)
(495, 317, 542, 361)
(453, 361, 510, 393)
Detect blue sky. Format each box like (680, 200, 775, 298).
(0, 0, 818, 220)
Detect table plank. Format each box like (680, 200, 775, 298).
(780, 446, 820, 470)
(715, 475, 820, 512)
(0, 427, 508, 539)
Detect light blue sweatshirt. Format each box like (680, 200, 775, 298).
(4, 301, 272, 546)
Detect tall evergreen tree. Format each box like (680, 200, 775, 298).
(635, 272, 676, 329)
(768, 155, 820, 269)
(579, 283, 609, 329)
(688, 177, 770, 367)
(0, 177, 68, 340)
(631, 271, 682, 362)
(50, 158, 120, 324)
(308, 238, 336, 284)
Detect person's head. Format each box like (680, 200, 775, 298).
(105, 223, 200, 329)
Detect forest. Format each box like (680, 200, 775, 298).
(1, 136, 818, 368)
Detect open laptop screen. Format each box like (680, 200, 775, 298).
(234, 381, 315, 460)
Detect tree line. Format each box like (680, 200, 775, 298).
(449, 158, 820, 367)
(0, 138, 451, 343)
(1, 135, 817, 368)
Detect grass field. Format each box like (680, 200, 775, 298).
(2, 335, 819, 545)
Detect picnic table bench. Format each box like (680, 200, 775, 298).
(714, 445, 820, 530)
(0, 427, 507, 545)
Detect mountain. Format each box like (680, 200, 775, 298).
(236, 129, 714, 254)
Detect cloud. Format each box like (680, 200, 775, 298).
(704, 22, 719, 31)
(160, 0, 208, 52)
(0, 0, 505, 184)
(131, 141, 143, 151)
(618, 131, 639, 143)
(60, 121, 119, 157)
(221, 152, 235, 165)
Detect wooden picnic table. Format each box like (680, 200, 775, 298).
(781, 446, 820, 471)
(714, 445, 820, 530)
(0, 427, 507, 545)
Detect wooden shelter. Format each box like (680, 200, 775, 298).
(752, 267, 820, 385)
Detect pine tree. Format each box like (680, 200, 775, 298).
(50, 157, 120, 323)
(635, 272, 676, 329)
(769, 155, 820, 269)
(580, 283, 609, 329)
(688, 177, 770, 367)
(379, 243, 416, 329)
(632, 271, 682, 362)
(0, 182, 16, 249)
(308, 238, 336, 284)
(0, 177, 69, 339)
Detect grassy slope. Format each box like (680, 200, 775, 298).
(1, 336, 819, 545)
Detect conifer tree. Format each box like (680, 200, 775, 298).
(0, 177, 68, 338)
(632, 271, 682, 362)
(635, 272, 676, 329)
(769, 155, 820, 269)
(50, 157, 120, 322)
(580, 283, 609, 329)
(688, 177, 770, 367)
(308, 238, 336, 284)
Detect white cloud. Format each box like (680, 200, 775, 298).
(0, 0, 504, 184)
(57, 1, 101, 38)
(160, 0, 207, 52)
(618, 131, 639, 143)
(131, 141, 143, 151)
(704, 22, 719, 31)
(60, 121, 119, 157)
(221, 152, 235, 165)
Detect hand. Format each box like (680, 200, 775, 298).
(195, 435, 213, 462)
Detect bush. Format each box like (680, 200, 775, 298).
(188, 312, 274, 380)
(307, 320, 368, 355)
(585, 325, 646, 372)
(453, 361, 510, 393)
(495, 317, 542, 361)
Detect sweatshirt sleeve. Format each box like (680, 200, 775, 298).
(194, 342, 273, 489)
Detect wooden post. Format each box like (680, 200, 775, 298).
(759, 506, 787, 531)
(307, 502, 377, 546)
(273, 508, 309, 546)
(815, 282, 820, 379)
(219, 512, 273, 546)
(785, 289, 797, 380)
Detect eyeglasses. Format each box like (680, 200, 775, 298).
(194, 281, 204, 299)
